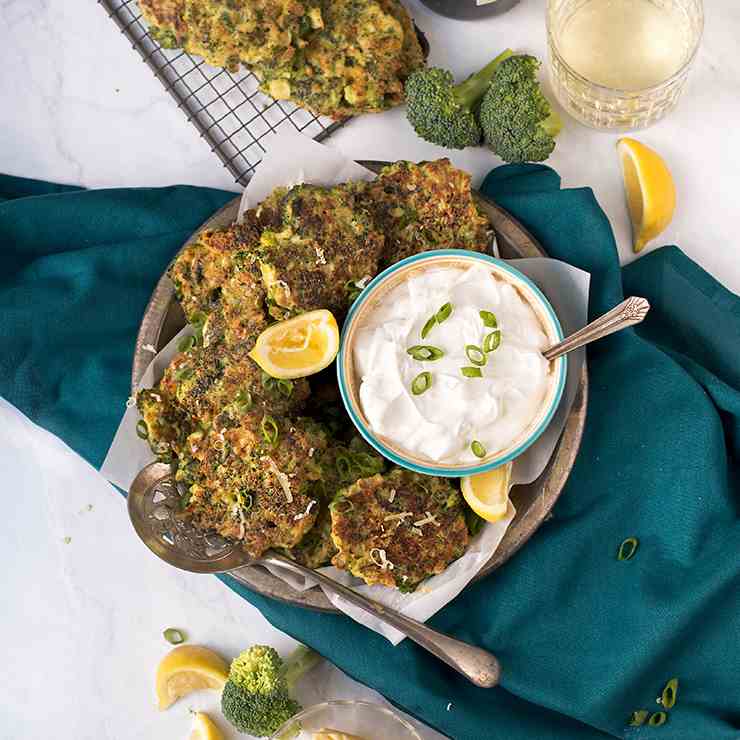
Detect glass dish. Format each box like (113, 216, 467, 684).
(547, 0, 704, 130)
(270, 701, 422, 740)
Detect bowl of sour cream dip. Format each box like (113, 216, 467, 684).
(337, 250, 567, 477)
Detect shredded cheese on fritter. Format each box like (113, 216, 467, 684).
(265, 457, 293, 502)
(411, 526, 423, 537)
(315, 246, 327, 265)
(388, 488, 396, 503)
(293, 499, 317, 521)
(413, 511, 441, 528)
(383, 511, 413, 522)
(369, 547, 394, 571)
(308, 447, 315, 457)
(356, 275, 372, 289)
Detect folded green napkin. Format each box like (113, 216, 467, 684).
(1, 167, 738, 739)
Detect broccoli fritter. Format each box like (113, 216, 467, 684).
(139, 0, 423, 118)
(257, 184, 384, 317)
(363, 159, 492, 266)
(331, 468, 469, 591)
(169, 219, 262, 324)
(160, 342, 309, 427)
(136, 387, 189, 461)
(185, 416, 331, 557)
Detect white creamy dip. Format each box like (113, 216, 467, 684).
(353, 265, 553, 464)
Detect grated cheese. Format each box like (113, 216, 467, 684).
(413, 511, 441, 528)
(293, 499, 317, 521)
(383, 512, 413, 523)
(265, 457, 293, 502)
(411, 527, 423, 537)
(315, 246, 327, 265)
(388, 488, 396, 503)
(308, 447, 315, 457)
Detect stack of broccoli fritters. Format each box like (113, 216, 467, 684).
(138, 0, 424, 118)
(137, 159, 488, 587)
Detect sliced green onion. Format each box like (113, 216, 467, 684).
(465, 345, 487, 366)
(461, 366, 483, 378)
(163, 628, 185, 645)
(241, 493, 254, 512)
(136, 420, 149, 440)
(174, 366, 193, 382)
(177, 335, 195, 353)
(261, 371, 277, 391)
(277, 379, 294, 397)
(648, 712, 667, 727)
(261, 415, 279, 446)
(479, 310, 498, 328)
(661, 678, 679, 709)
(628, 710, 649, 727)
(407, 345, 444, 361)
(331, 497, 354, 514)
(235, 389, 253, 412)
(483, 330, 502, 353)
(411, 371, 432, 395)
(158, 450, 174, 464)
(471, 440, 487, 458)
(436, 302, 453, 323)
(421, 315, 437, 339)
(336, 454, 352, 480)
(190, 311, 206, 345)
(617, 537, 639, 561)
(180, 487, 193, 511)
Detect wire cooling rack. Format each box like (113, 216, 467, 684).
(98, 0, 347, 186)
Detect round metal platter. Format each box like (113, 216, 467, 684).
(132, 162, 588, 612)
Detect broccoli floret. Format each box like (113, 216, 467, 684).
(404, 50, 513, 149)
(221, 644, 320, 737)
(479, 54, 562, 163)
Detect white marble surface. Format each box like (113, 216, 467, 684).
(1, 1, 739, 739)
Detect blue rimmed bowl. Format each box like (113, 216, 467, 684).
(337, 250, 567, 477)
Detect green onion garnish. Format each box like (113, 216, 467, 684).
(461, 366, 483, 378)
(483, 331, 502, 353)
(235, 389, 253, 412)
(465, 345, 487, 366)
(617, 537, 639, 561)
(661, 678, 678, 709)
(241, 493, 254, 512)
(190, 311, 206, 345)
(163, 628, 185, 645)
(628, 710, 649, 727)
(479, 310, 498, 328)
(180, 487, 193, 511)
(158, 450, 174, 464)
(336, 454, 352, 480)
(648, 712, 667, 727)
(411, 371, 433, 395)
(261, 415, 279, 446)
(174, 366, 193, 382)
(177, 335, 195, 353)
(277, 379, 294, 397)
(436, 302, 453, 323)
(407, 345, 444, 361)
(136, 420, 149, 440)
(421, 315, 437, 339)
(471, 440, 487, 458)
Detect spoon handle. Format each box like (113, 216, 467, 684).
(543, 296, 650, 362)
(261, 551, 501, 688)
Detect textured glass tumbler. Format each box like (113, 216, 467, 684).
(547, 0, 703, 130)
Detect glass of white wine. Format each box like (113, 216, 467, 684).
(547, 0, 703, 129)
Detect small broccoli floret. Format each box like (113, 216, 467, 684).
(479, 54, 563, 163)
(221, 644, 320, 737)
(405, 50, 513, 149)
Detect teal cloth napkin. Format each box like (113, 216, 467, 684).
(1, 167, 738, 739)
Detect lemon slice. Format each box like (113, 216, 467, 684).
(617, 137, 676, 253)
(461, 462, 513, 523)
(155, 645, 229, 710)
(190, 712, 225, 740)
(249, 309, 340, 379)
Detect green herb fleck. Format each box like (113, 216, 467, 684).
(421, 315, 437, 339)
(617, 537, 639, 561)
(661, 678, 679, 709)
(628, 710, 649, 727)
(461, 366, 483, 378)
(471, 440, 487, 458)
(436, 302, 453, 323)
(62, 536, 72, 545)
(479, 310, 498, 328)
(177, 335, 195, 353)
(483, 330, 502, 353)
(136, 419, 149, 440)
(163, 628, 185, 645)
(648, 712, 667, 727)
(407, 345, 444, 361)
(465, 345, 487, 366)
(261, 415, 279, 446)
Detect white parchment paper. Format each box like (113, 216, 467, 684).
(101, 132, 589, 644)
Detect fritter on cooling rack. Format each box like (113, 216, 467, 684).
(257, 184, 384, 317)
(331, 468, 469, 591)
(159, 342, 310, 427)
(139, 0, 424, 117)
(183, 416, 333, 557)
(362, 159, 492, 266)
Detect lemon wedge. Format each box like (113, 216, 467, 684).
(461, 462, 513, 523)
(190, 712, 225, 740)
(155, 645, 229, 711)
(617, 137, 676, 253)
(249, 309, 340, 379)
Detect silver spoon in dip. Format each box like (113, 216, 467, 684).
(127, 462, 501, 688)
(542, 296, 650, 361)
